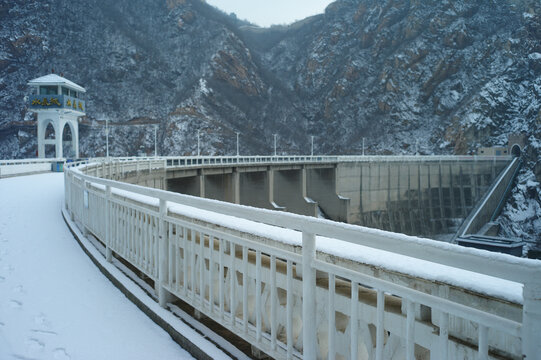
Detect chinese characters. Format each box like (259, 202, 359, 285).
(31, 96, 84, 111)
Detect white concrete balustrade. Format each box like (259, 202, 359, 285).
(64, 156, 541, 360)
(0, 158, 63, 177)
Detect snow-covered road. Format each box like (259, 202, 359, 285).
(0, 173, 195, 360)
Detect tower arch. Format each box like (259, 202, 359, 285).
(44, 121, 56, 139)
(37, 118, 58, 158)
(61, 121, 79, 158)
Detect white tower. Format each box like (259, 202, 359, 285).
(28, 74, 86, 158)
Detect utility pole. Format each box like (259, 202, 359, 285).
(362, 137, 365, 156)
(273, 134, 277, 156)
(154, 125, 157, 157)
(197, 130, 200, 157)
(236, 132, 240, 157)
(311, 135, 314, 156)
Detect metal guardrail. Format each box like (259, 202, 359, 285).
(63, 156, 540, 359)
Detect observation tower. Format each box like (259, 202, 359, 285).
(28, 74, 86, 158)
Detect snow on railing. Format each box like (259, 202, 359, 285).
(162, 154, 510, 167)
(2, 154, 510, 178)
(64, 156, 539, 360)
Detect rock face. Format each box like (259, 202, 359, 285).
(0, 0, 539, 241)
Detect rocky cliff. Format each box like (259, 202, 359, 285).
(0, 0, 539, 241)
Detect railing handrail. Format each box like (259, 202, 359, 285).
(0, 158, 65, 165)
(162, 154, 511, 163)
(1, 154, 512, 164)
(68, 156, 539, 285)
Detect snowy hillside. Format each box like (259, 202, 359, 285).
(0, 0, 539, 242)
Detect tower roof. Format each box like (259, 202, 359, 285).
(28, 74, 86, 93)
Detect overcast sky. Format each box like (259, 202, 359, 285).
(206, 0, 334, 27)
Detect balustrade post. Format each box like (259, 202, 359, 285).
(522, 280, 541, 358)
(158, 198, 170, 307)
(405, 300, 415, 360)
(64, 170, 68, 210)
(69, 172, 75, 221)
(302, 231, 317, 359)
(105, 185, 112, 262)
(83, 180, 90, 236)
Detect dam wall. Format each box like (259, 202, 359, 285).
(116, 156, 510, 239)
(336, 159, 508, 237)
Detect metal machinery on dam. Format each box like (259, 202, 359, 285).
(65, 156, 540, 360)
(120, 155, 511, 239)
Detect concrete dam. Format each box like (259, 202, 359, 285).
(117, 156, 510, 239)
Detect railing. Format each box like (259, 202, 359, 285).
(0, 156, 161, 178)
(65, 156, 540, 359)
(79, 155, 510, 180)
(163, 154, 510, 168)
(2, 154, 510, 178)
(0, 158, 63, 178)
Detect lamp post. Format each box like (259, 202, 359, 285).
(311, 135, 314, 156)
(362, 137, 365, 156)
(105, 119, 109, 159)
(197, 130, 200, 157)
(154, 125, 157, 157)
(273, 134, 277, 156)
(236, 132, 240, 157)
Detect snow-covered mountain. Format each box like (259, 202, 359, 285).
(0, 0, 539, 241)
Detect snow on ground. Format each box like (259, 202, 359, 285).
(0, 173, 195, 360)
